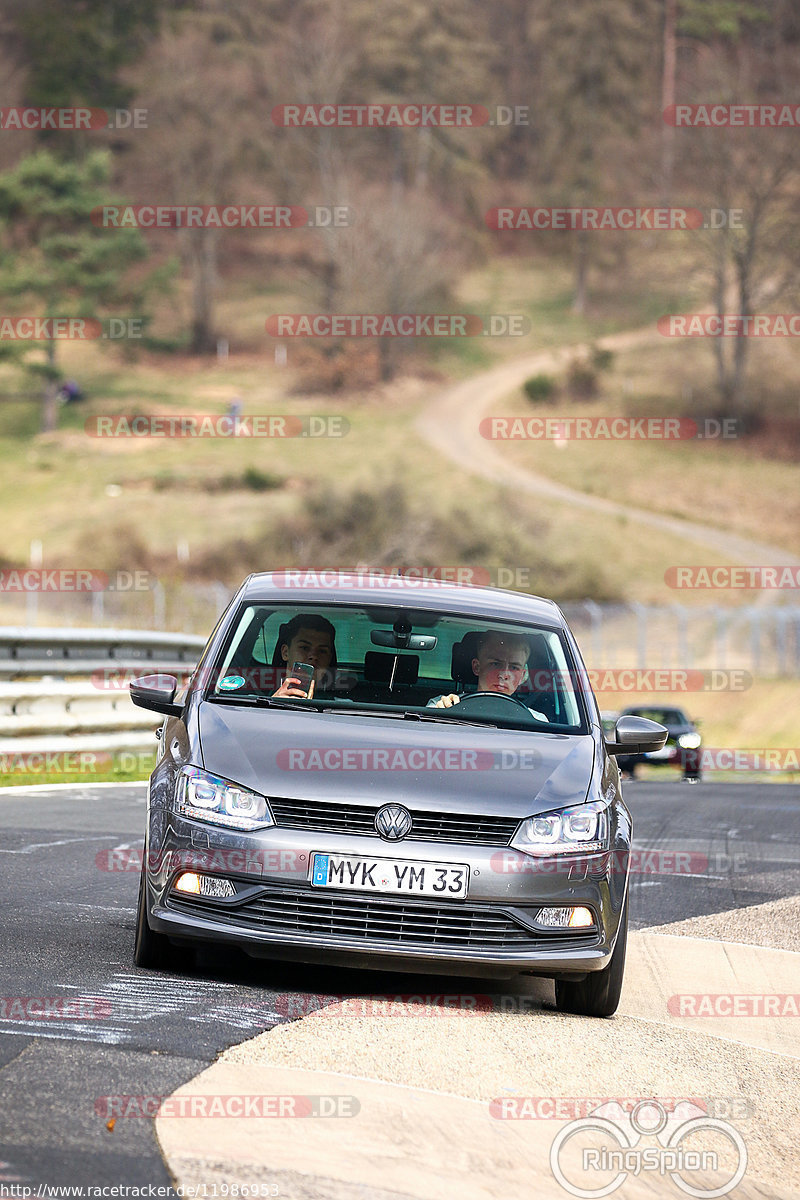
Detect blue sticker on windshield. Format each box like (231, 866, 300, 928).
(218, 674, 246, 691)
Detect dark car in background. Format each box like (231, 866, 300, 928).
(130, 573, 667, 1017)
(615, 705, 702, 781)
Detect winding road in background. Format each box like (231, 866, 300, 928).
(415, 330, 800, 568)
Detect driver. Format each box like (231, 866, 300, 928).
(271, 614, 337, 699)
(429, 631, 533, 709)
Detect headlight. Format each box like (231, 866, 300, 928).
(511, 800, 609, 856)
(175, 767, 274, 832)
(678, 732, 701, 749)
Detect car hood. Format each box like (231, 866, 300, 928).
(198, 702, 595, 818)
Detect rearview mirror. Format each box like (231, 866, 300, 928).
(604, 715, 668, 756)
(130, 673, 183, 717)
(370, 630, 437, 650)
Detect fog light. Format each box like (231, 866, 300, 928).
(174, 872, 235, 899)
(175, 872, 201, 894)
(568, 907, 594, 928)
(536, 906, 594, 928)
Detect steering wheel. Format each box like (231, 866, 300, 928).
(455, 691, 534, 716)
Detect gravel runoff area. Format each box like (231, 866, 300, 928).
(653, 894, 800, 953)
(208, 896, 800, 1195)
(157, 896, 800, 1199)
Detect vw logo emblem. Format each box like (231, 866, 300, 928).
(374, 804, 413, 841)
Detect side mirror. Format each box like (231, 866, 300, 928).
(605, 715, 668, 756)
(130, 673, 183, 717)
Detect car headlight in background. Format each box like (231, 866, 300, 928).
(677, 732, 702, 749)
(511, 799, 609, 857)
(175, 767, 274, 832)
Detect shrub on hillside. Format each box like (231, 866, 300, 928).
(523, 374, 558, 403)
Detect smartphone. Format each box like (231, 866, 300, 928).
(290, 661, 315, 692)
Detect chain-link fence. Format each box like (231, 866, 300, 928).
(2, 587, 799, 676)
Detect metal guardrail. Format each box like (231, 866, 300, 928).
(0, 626, 206, 679)
(0, 627, 206, 755)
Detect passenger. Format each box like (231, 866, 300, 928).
(271, 614, 337, 699)
(429, 630, 532, 709)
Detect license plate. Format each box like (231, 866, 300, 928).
(309, 853, 469, 899)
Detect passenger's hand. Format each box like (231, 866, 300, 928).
(432, 693, 460, 708)
(273, 676, 316, 699)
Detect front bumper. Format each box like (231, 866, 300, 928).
(146, 816, 627, 979)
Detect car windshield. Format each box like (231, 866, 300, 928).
(207, 603, 587, 732)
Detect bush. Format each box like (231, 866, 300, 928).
(523, 373, 558, 403)
(590, 345, 615, 372)
(567, 360, 598, 400)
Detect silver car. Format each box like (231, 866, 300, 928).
(131, 573, 666, 1017)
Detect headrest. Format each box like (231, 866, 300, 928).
(363, 651, 419, 686)
(450, 632, 481, 684)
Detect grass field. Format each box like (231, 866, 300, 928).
(2, 258, 796, 613)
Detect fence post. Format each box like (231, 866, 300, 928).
(153, 581, 166, 629)
(584, 599, 602, 665)
(672, 603, 688, 667)
(748, 608, 761, 676)
(714, 606, 727, 669)
(631, 602, 647, 668)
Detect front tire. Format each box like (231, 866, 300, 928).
(134, 870, 172, 969)
(554, 901, 628, 1018)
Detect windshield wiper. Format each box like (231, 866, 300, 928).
(206, 694, 304, 710)
(317, 706, 495, 728)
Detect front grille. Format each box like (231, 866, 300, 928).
(171, 885, 597, 953)
(269, 797, 519, 847)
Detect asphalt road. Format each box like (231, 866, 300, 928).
(0, 780, 798, 1190)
